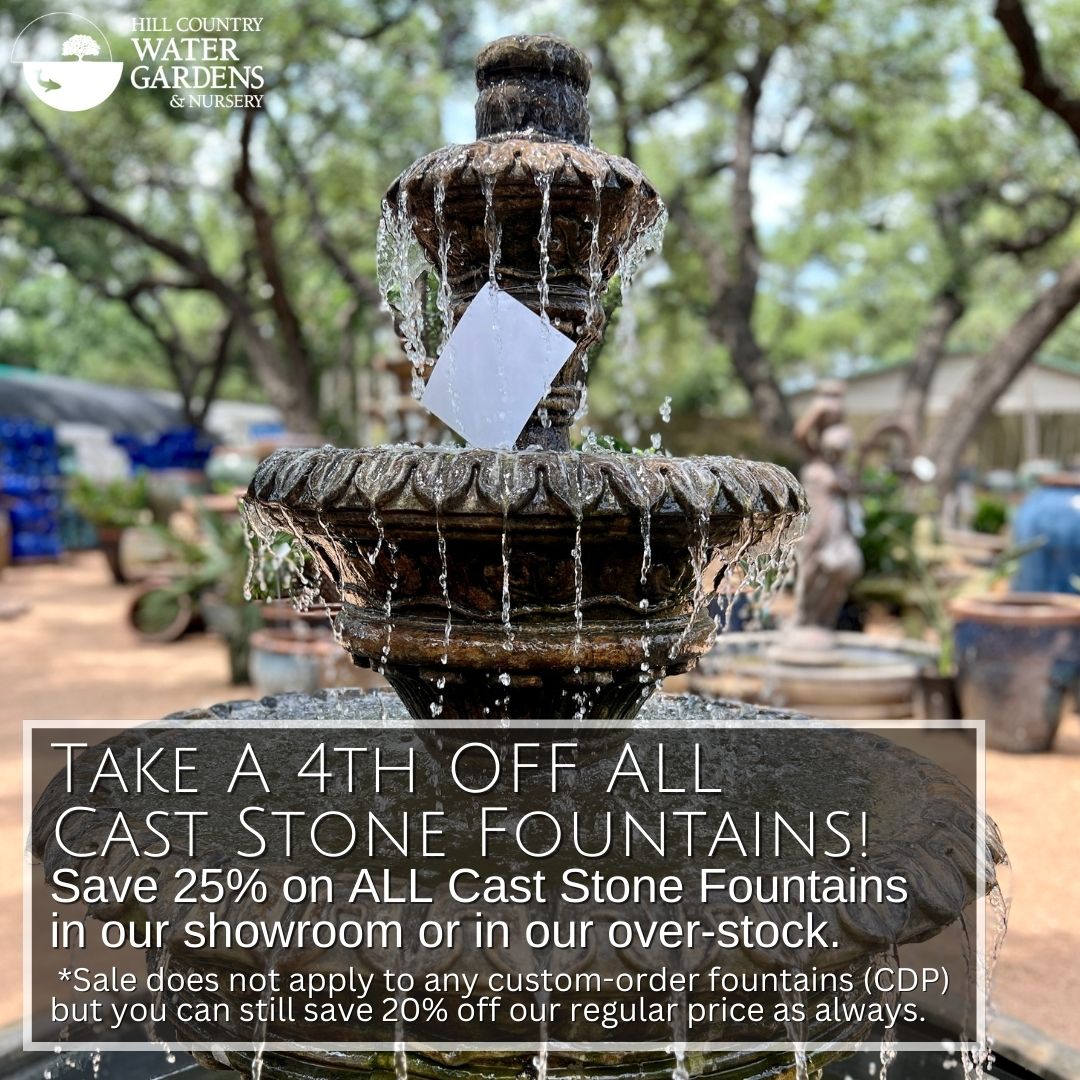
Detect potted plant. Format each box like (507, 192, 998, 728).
(127, 520, 218, 644)
(905, 530, 1049, 725)
(901, 534, 961, 721)
(67, 474, 150, 584)
(128, 506, 311, 684)
(859, 509, 1031, 721)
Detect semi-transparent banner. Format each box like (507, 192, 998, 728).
(25, 721, 991, 1052)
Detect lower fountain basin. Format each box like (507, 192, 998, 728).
(189, 1041, 857, 1080)
(243, 447, 806, 719)
(31, 689, 1004, 1080)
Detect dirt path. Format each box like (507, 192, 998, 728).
(0, 553, 239, 1029)
(1, 553, 1076, 1050)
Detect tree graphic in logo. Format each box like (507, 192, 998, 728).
(61, 34, 101, 61)
(10, 14, 123, 112)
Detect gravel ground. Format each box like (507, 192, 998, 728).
(1, 552, 1076, 1051)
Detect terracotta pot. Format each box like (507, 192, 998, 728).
(951, 593, 1080, 752)
(128, 582, 198, 642)
(96, 524, 128, 584)
(259, 599, 340, 630)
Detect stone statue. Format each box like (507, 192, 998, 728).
(792, 380, 864, 630)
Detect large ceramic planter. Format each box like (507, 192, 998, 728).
(1012, 472, 1080, 594)
(952, 593, 1080, 752)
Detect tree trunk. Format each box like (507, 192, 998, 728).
(925, 256, 1080, 491)
(897, 289, 966, 440)
(234, 109, 321, 433)
(708, 304, 794, 453)
(712, 51, 794, 454)
(240, 320, 320, 433)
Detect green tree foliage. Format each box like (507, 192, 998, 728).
(1, 0, 1078, 482)
(0, 0, 476, 433)
(556, 0, 1080, 474)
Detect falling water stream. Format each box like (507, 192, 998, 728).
(376, 189, 429, 398)
(433, 176, 453, 351)
(375, 143, 667, 414)
(536, 170, 553, 323)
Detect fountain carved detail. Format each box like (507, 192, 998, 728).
(244, 34, 806, 720)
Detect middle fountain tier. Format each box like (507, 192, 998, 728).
(244, 34, 807, 720)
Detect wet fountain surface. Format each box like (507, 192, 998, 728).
(4, 1048, 1045, 1080)
(245, 447, 804, 720)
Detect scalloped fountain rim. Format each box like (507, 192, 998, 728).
(246, 445, 808, 522)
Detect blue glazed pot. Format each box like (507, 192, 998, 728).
(952, 594, 1080, 752)
(1012, 473, 1080, 594)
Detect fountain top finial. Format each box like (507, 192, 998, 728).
(474, 33, 592, 144)
(385, 31, 662, 448)
(475, 33, 591, 88)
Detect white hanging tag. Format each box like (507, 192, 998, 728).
(421, 283, 575, 449)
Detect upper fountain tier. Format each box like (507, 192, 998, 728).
(381, 33, 665, 451)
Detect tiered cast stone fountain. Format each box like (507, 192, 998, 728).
(241, 33, 806, 722)
(31, 34, 1007, 1080)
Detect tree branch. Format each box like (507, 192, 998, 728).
(926, 255, 1080, 490)
(989, 190, 1079, 256)
(670, 49, 794, 452)
(994, 0, 1080, 146)
(301, 6, 411, 43)
(594, 41, 636, 160)
(268, 117, 383, 308)
(232, 107, 317, 421)
(2, 89, 240, 307)
(897, 288, 966, 441)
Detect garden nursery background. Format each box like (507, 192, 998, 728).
(1, 0, 1080, 1077)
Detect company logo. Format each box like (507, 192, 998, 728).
(10, 12, 123, 112)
